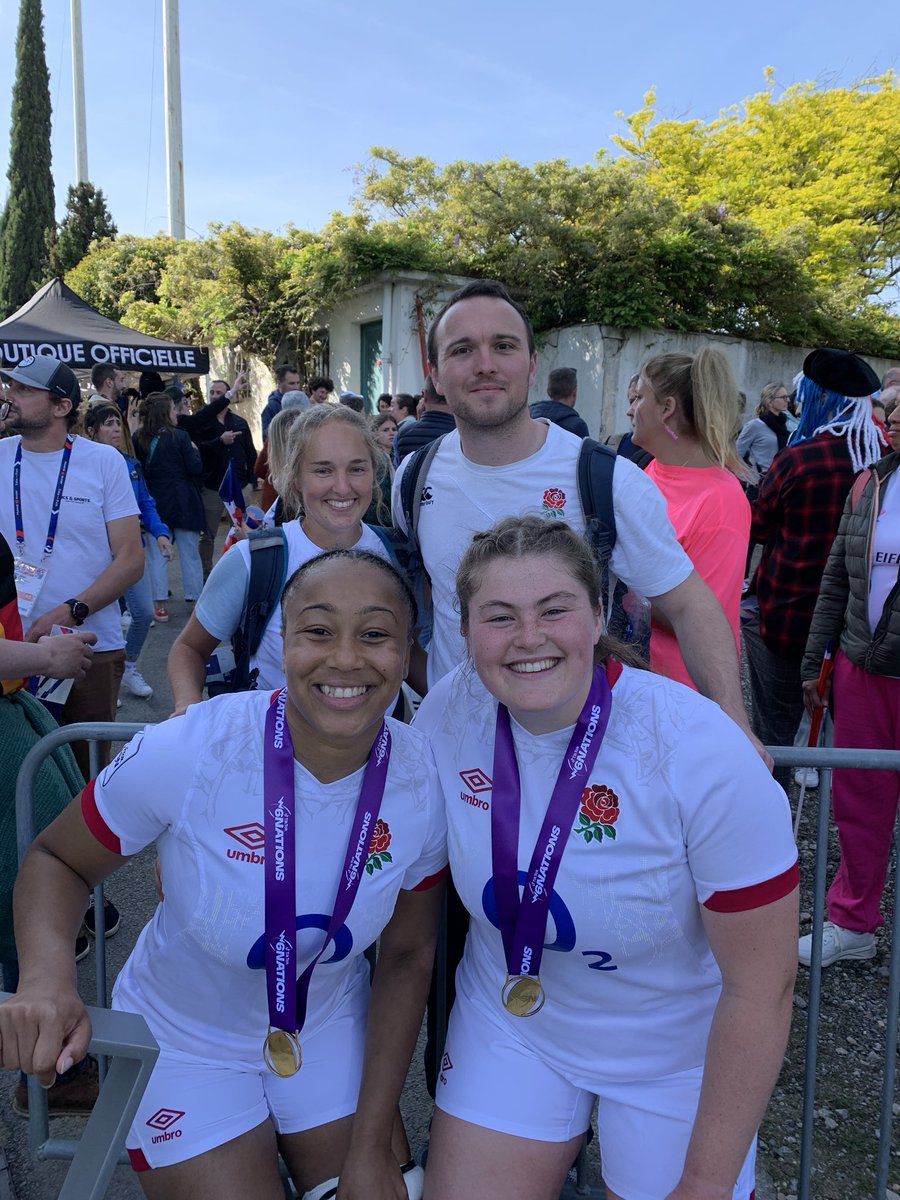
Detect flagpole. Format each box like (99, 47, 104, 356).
(162, 0, 186, 238)
(71, 0, 88, 182)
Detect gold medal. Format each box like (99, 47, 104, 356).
(263, 1028, 302, 1077)
(501, 975, 546, 1018)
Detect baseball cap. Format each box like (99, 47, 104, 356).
(802, 349, 880, 399)
(1, 353, 81, 407)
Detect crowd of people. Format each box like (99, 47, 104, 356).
(0, 278, 897, 1200)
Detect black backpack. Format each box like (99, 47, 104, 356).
(397, 434, 649, 656)
(205, 528, 288, 696)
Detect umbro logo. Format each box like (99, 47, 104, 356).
(439, 1052, 453, 1086)
(459, 768, 491, 811)
(224, 823, 265, 864)
(147, 1108, 185, 1145)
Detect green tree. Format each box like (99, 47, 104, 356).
(0, 0, 55, 316)
(65, 233, 178, 320)
(613, 72, 900, 302)
(48, 182, 117, 277)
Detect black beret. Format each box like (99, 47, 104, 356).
(803, 348, 880, 398)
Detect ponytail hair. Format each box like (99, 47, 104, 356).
(641, 349, 751, 480)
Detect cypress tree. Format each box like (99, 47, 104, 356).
(0, 0, 55, 316)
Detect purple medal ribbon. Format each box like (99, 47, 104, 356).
(490, 666, 612, 994)
(263, 688, 392, 1045)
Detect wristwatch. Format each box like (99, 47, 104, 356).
(65, 598, 90, 626)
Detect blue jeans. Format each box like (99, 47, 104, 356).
(146, 529, 204, 603)
(124, 559, 154, 664)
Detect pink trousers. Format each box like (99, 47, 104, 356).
(827, 651, 900, 933)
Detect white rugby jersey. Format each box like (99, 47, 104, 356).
(414, 662, 797, 1085)
(83, 690, 447, 1064)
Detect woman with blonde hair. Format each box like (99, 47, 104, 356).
(258, 406, 307, 526)
(736, 382, 791, 479)
(627, 350, 751, 688)
(168, 404, 395, 712)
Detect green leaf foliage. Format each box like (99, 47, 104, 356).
(60, 74, 900, 359)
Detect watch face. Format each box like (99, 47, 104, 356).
(70, 600, 89, 621)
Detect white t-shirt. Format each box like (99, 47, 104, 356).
(414, 662, 797, 1086)
(869, 472, 900, 635)
(195, 521, 393, 690)
(392, 422, 691, 686)
(0, 435, 139, 651)
(82, 689, 447, 1063)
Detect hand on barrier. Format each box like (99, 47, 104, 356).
(0, 985, 92, 1087)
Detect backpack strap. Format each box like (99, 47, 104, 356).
(369, 524, 402, 569)
(576, 438, 618, 562)
(399, 433, 448, 553)
(231, 528, 287, 691)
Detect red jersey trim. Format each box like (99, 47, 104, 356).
(605, 659, 623, 688)
(410, 865, 450, 892)
(703, 862, 799, 913)
(128, 1147, 152, 1172)
(81, 781, 123, 856)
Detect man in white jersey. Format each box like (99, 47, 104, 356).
(392, 279, 764, 758)
(0, 355, 143, 776)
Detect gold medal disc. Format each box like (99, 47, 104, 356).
(263, 1028, 302, 1077)
(501, 975, 546, 1018)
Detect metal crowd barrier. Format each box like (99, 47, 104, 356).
(13, 722, 151, 1195)
(769, 739, 900, 1200)
(0, 993, 159, 1200)
(8, 723, 900, 1199)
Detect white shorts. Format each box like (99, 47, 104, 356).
(436, 993, 756, 1200)
(126, 1006, 365, 1172)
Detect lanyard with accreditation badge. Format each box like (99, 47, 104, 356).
(12, 435, 75, 619)
(491, 666, 612, 1017)
(262, 688, 392, 1076)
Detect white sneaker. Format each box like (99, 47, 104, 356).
(121, 665, 153, 699)
(794, 767, 819, 788)
(798, 921, 876, 967)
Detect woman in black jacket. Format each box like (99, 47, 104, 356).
(134, 392, 206, 618)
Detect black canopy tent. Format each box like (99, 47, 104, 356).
(0, 277, 209, 375)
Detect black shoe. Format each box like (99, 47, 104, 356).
(83, 899, 120, 939)
(75, 926, 90, 962)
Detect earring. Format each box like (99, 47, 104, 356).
(663, 422, 679, 441)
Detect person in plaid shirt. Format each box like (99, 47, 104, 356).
(745, 349, 885, 784)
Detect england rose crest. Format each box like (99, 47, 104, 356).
(574, 784, 619, 843)
(542, 487, 566, 518)
(365, 819, 393, 874)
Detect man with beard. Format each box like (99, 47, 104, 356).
(393, 280, 761, 752)
(0, 355, 142, 777)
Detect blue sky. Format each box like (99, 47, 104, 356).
(0, 0, 897, 239)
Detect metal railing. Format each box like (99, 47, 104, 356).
(8, 722, 900, 1199)
(0, 994, 160, 1200)
(768, 740, 900, 1200)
